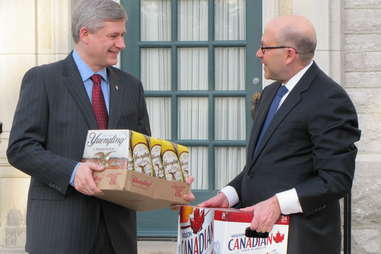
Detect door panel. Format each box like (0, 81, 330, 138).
(121, 0, 262, 237)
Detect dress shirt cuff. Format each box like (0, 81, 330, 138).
(70, 163, 80, 186)
(276, 188, 303, 214)
(220, 186, 239, 208)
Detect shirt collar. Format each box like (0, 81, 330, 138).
(283, 61, 313, 91)
(72, 49, 108, 82)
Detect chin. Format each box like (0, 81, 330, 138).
(107, 59, 118, 66)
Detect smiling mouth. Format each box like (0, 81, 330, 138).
(108, 50, 119, 56)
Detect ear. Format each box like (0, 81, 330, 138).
(284, 48, 297, 65)
(79, 27, 90, 44)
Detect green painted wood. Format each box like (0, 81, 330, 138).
(245, 0, 262, 133)
(138, 41, 248, 47)
(144, 91, 247, 96)
(121, 0, 262, 238)
(136, 190, 218, 237)
(121, 0, 140, 76)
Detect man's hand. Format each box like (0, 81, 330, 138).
(182, 176, 196, 202)
(198, 192, 229, 208)
(170, 175, 196, 210)
(241, 195, 281, 233)
(74, 162, 105, 196)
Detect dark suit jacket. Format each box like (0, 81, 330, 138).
(229, 63, 360, 254)
(7, 53, 151, 254)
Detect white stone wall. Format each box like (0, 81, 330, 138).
(343, 0, 381, 253)
(0, 0, 72, 252)
(0, 0, 380, 253)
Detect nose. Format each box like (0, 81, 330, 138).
(256, 48, 263, 59)
(117, 36, 126, 49)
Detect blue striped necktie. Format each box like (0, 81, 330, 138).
(254, 85, 288, 156)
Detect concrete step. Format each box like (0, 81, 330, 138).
(0, 241, 176, 254)
(138, 241, 177, 254)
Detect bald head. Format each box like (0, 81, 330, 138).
(266, 16, 317, 63)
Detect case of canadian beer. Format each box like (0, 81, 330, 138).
(82, 129, 190, 211)
(177, 206, 289, 254)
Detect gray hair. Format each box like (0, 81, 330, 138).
(72, 0, 127, 43)
(278, 25, 317, 63)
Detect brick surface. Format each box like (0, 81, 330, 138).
(356, 113, 381, 154)
(344, 9, 381, 33)
(352, 159, 381, 225)
(345, 52, 381, 72)
(352, 229, 381, 254)
(345, 0, 381, 8)
(345, 34, 381, 52)
(344, 72, 381, 88)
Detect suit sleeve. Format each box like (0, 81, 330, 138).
(227, 166, 248, 201)
(137, 81, 151, 136)
(228, 89, 266, 200)
(296, 87, 361, 216)
(7, 67, 76, 195)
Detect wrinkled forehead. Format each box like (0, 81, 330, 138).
(261, 26, 279, 45)
(96, 19, 126, 32)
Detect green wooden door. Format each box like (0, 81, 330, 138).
(121, 0, 262, 237)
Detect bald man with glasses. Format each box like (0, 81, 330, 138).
(200, 15, 360, 254)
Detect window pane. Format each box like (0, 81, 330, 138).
(178, 0, 208, 41)
(141, 0, 171, 41)
(141, 48, 171, 91)
(178, 97, 208, 139)
(189, 147, 209, 190)
(215, 97, 246, 140)
(215, 47, 245, 90)
(146, 97, 171, 139)
(178, 48, 208, 90)
(215, 0, 246, 40)
(215, 147, 246, 189)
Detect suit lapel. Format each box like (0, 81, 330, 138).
(62, 54, 98, 129)
(247, 83, 280, 161)
(107, 67, 123, 129)
(248, 62, 319, 169)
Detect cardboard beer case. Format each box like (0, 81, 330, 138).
(82, 129, 190, 211)
(177, 206, 289, 254)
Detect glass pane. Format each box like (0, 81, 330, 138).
(215, 97, 246, 140)
(178, 48, 208, 90)
(215, 47, 245, 90)
(178, 0, 208, 41)
(189, 146, 209, 190)
(141, 0, 171, 41)
(178, 97, 208, 139)
(141, 48, 171, 91)
(215, 147, 246, 189)
(146, 97, 171, 139)
(215, 0, 246, 40)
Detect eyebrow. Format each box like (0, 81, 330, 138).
(108, 32, 125, 36)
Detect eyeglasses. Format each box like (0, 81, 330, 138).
(260, 46, 298, 54)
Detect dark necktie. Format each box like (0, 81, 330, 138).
(254, 85, 288, 156)
(91, 74, 108, 129)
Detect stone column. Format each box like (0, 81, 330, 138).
(344, 0, 381, 253)
(0, 1, 72, 252)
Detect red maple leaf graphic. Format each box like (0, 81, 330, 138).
(273, 231, 285, 243)
(190, 208, 205, 234)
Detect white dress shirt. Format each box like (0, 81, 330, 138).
(221, 61, 313, 214)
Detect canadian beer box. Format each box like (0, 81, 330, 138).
(82, 129, 190, 211)
(177, 206, 289, 254)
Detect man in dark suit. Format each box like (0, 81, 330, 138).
(200, 16, 361, 254)
(7, 0, 149, 253)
